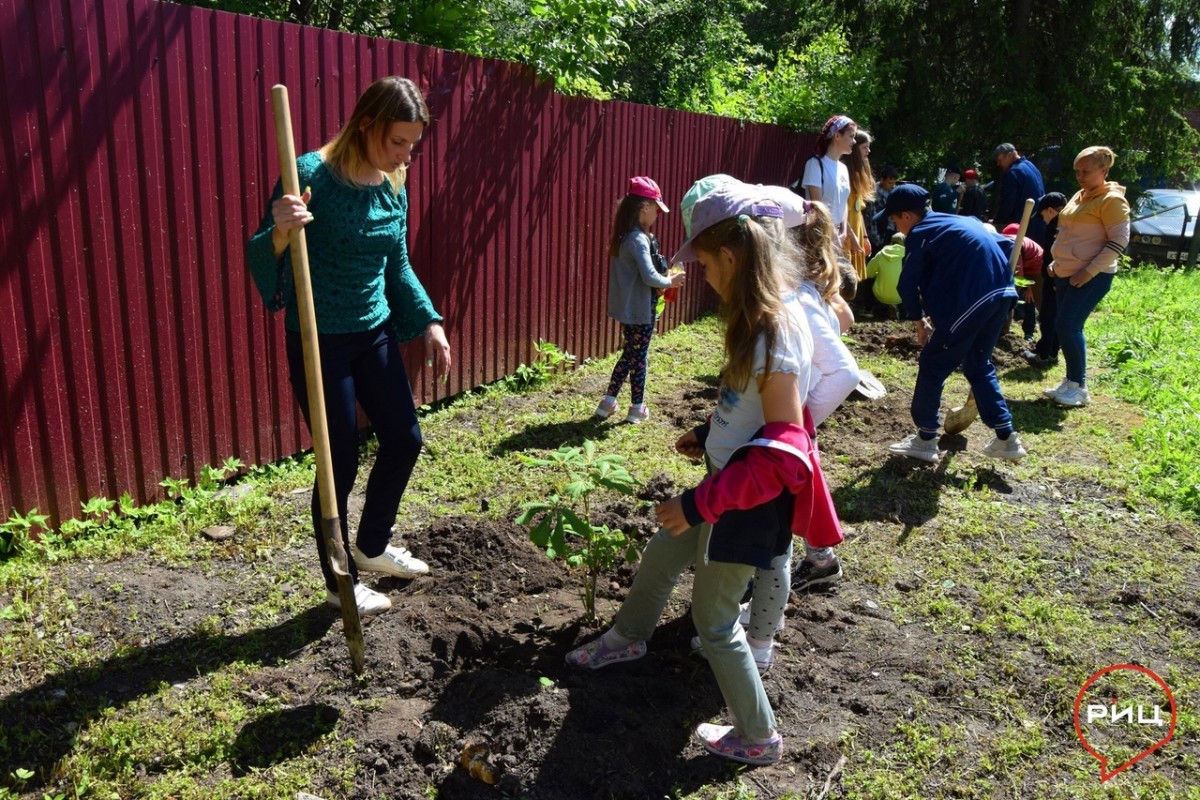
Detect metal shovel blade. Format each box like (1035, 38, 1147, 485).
(853, 371, 888, 400)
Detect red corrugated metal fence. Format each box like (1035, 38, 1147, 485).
(0, 0, 814, 523)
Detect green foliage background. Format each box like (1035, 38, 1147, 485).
(192, 0, 1200, 185)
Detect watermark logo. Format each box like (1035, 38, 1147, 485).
(1073, 664, 1177, 782)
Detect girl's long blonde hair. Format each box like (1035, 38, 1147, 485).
(848, 129, 876, 202)
(692, 214, 800, 393)
(792, 201, 842, 303)
(320, 76, 429, 194)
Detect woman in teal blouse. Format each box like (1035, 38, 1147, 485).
(246, 76, 450, 615)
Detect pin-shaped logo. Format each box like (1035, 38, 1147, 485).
(1074, 664, 1177, 782)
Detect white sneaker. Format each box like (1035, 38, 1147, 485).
(690, 633, 775, 674)
(353, 543, 429, 579)
(1043, 378, 1071, 398)
(751, 641, 775, 672)
(594, 395, 618, 419)
(326, 583, 392, 615)
(888, 433, 942, 462)
(1053, 381, 1091, 408)
(625, 403, 649, 424)
(983, 432, 1027, 461)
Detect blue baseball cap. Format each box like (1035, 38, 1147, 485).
(874, 184, 930, 222)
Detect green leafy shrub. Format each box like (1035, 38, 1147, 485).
(504, 339, 576, 392)
(0, 509, 50, 559)
(517, 440, 641, 622)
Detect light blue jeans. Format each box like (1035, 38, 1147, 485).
(613, 523, 777, 741)
(1054, 273, 1114, 386)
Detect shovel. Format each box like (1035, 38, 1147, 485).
(942, 197, 1035, 435)
(271, 85, 366, 675)
(853, 370, 888, 400)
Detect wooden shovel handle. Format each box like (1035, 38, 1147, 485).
(1008, 198, 1036, 275)
(271, 84, 365, 675)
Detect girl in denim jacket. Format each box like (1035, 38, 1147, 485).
(594, 177, 686, 424)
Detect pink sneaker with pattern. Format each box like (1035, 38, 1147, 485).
(696, 723, 783, 765)
(565, 635, 646, 669)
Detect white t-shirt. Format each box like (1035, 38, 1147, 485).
(797, 282, 860, 427)
(802, 155, 851, 228)
(705, 294, 813, 470)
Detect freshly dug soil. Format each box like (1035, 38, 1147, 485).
(5, 319, 1196, 799)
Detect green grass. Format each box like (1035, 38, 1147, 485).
(1088, 266, 1200, 516)
(4, 272, 1200, 799)
(822, 266, 1200, 799)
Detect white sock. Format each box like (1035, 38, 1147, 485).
(602, 627, 637, 648)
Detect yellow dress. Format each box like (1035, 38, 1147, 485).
(848, 193, 869, 282)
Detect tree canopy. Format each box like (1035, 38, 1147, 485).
(195, 0, 1200, 187)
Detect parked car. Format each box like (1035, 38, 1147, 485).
(1127, 188, 1199, 267)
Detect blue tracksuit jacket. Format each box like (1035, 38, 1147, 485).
(898, 212, 1018, 334)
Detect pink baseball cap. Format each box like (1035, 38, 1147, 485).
(628, 176, 669, 212)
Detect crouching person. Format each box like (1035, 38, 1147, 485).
(881, 185, 1026, 463)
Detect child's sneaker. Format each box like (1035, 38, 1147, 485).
(625, 403, 649, 424)
(352, 544, 429, 579)
(792, 555, 843, 592)
(695, 723, 783, 766)
(565, 635, 646, 669)
(594, 395, 618, 419)
(325, 583, 392, 615)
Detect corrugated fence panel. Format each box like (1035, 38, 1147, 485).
(0, 0, 815, 523)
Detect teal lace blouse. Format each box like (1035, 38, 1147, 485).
(245, 151, 441, 341)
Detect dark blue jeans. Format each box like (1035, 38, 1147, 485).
(912, 298, 1017, 433)
(1033, 275, 1060, 360)
(1054, 273, 1114, 386)
(287, 325, 423, 592)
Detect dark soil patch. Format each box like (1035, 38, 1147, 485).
(5, 318, 1197, 799)
(9, 514, 939, 800)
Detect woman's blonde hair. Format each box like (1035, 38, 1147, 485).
(848, 129, 876, 202)
(320, 76, 429, 193)
(792, 201, 842, 303)
(1075, 145, 1116, 172)
(691, 214, 799, 393)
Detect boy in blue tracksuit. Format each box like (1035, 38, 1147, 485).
(878, 185, 1027, 463)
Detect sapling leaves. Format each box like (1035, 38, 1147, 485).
(517, 439, 642, 621)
